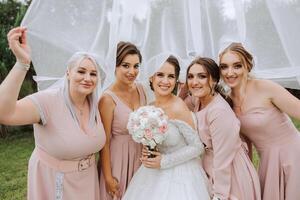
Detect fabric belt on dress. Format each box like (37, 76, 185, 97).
(35, 147, 95, 173)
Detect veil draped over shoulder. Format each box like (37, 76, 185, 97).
(22, 0, 300, 92)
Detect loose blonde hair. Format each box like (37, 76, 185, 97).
(219, 42, 254, 72)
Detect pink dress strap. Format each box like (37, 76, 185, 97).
(136, 83, 147, 105)
(99, 83, 145, 200)
(104, 90, 120, 104)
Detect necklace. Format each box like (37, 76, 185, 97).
(75, 100, 87, 116)
(123, 95, 137, 110)
(113, 85, 139, 110)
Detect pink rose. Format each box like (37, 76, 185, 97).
(144, 129, 153, 139)
(159, 124, 167, 133)
(133, 124, 139, 130)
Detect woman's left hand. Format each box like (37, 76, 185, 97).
(141, 145, 151, 157)
(140, 151, 162, 169)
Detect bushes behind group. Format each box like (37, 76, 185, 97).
(0, 0, 35, 138)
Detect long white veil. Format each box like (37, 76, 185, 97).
(21, 0, 300, 91)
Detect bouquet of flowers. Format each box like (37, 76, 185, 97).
(127, 106, 168, 150)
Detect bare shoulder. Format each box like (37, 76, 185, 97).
(171, 97, 190, 113)
(253, 79, 290, 101)
(252, 78, 300, 119)
(98, 93, 116, 110)
(170, 97, 195, 129)
(253, 79, 282, 92)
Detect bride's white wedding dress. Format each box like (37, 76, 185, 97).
(122, 119, 210, 200)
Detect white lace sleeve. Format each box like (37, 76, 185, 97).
(160, 120, 204, 169)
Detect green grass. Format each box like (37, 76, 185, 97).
(292, 118, 300, 130)
(252, 150, 260, 169)
(0, 120, 299, 200)
(0, 131, 34, 200)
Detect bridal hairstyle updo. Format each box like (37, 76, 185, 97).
(219, 42, 254, 72)
(116, 41, 142, 67)
(149, 55, 181, 95)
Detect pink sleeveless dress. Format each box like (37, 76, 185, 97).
(239, 106, 300, 200)
(195, 94, 261, 200)
(99, 83, 147, 200)
(26, 88, 106, 200)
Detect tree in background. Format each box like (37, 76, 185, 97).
(0, 0, 34, 137)
(288, 88, 300, 99)
(0, 1, 299, 138)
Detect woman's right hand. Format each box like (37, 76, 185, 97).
(7, 27, 31, 65)
(105, 177, 120, 198)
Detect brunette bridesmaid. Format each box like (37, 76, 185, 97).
(98, 41, 147, 200)
(185, 57, 261, 200)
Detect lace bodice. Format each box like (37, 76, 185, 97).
(158, 119, 204, 169)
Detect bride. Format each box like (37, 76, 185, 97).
(122, 55, 210, 200)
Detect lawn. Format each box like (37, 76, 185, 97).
(0, 119, 300, 200)
(292, 118, 300, 130)
(0, 131, 34, 200)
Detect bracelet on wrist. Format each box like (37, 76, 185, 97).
(15, 61, 30, 71)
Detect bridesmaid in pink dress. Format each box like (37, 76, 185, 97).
(185, 57, 261, 200)
(219, 42, 300, 200)
(98, 42, 146, 200)
(0, 27, 106, 200)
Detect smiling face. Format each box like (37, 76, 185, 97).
(115, 54, 140, 84)
(151, 62, 177, 97)
(68, 58, 98, 96)
(219, 51, 249, 89)
(187, 63, 214, 99)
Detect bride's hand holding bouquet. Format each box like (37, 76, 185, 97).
(127, 106, 168, 168)
(140, 147, 163, 169)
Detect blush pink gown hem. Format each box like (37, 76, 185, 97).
(99, 83, 146, 200)
(196, 94, 261, 200)
(26, 88, 106, 200)
(239, 106, 300, 200)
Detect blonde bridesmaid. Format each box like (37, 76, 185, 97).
(0, 27, 106, 200)
(186, 57, 261, 200)
(219, 42, 300, 200)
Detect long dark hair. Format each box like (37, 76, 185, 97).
(186, 57, 233, 107)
